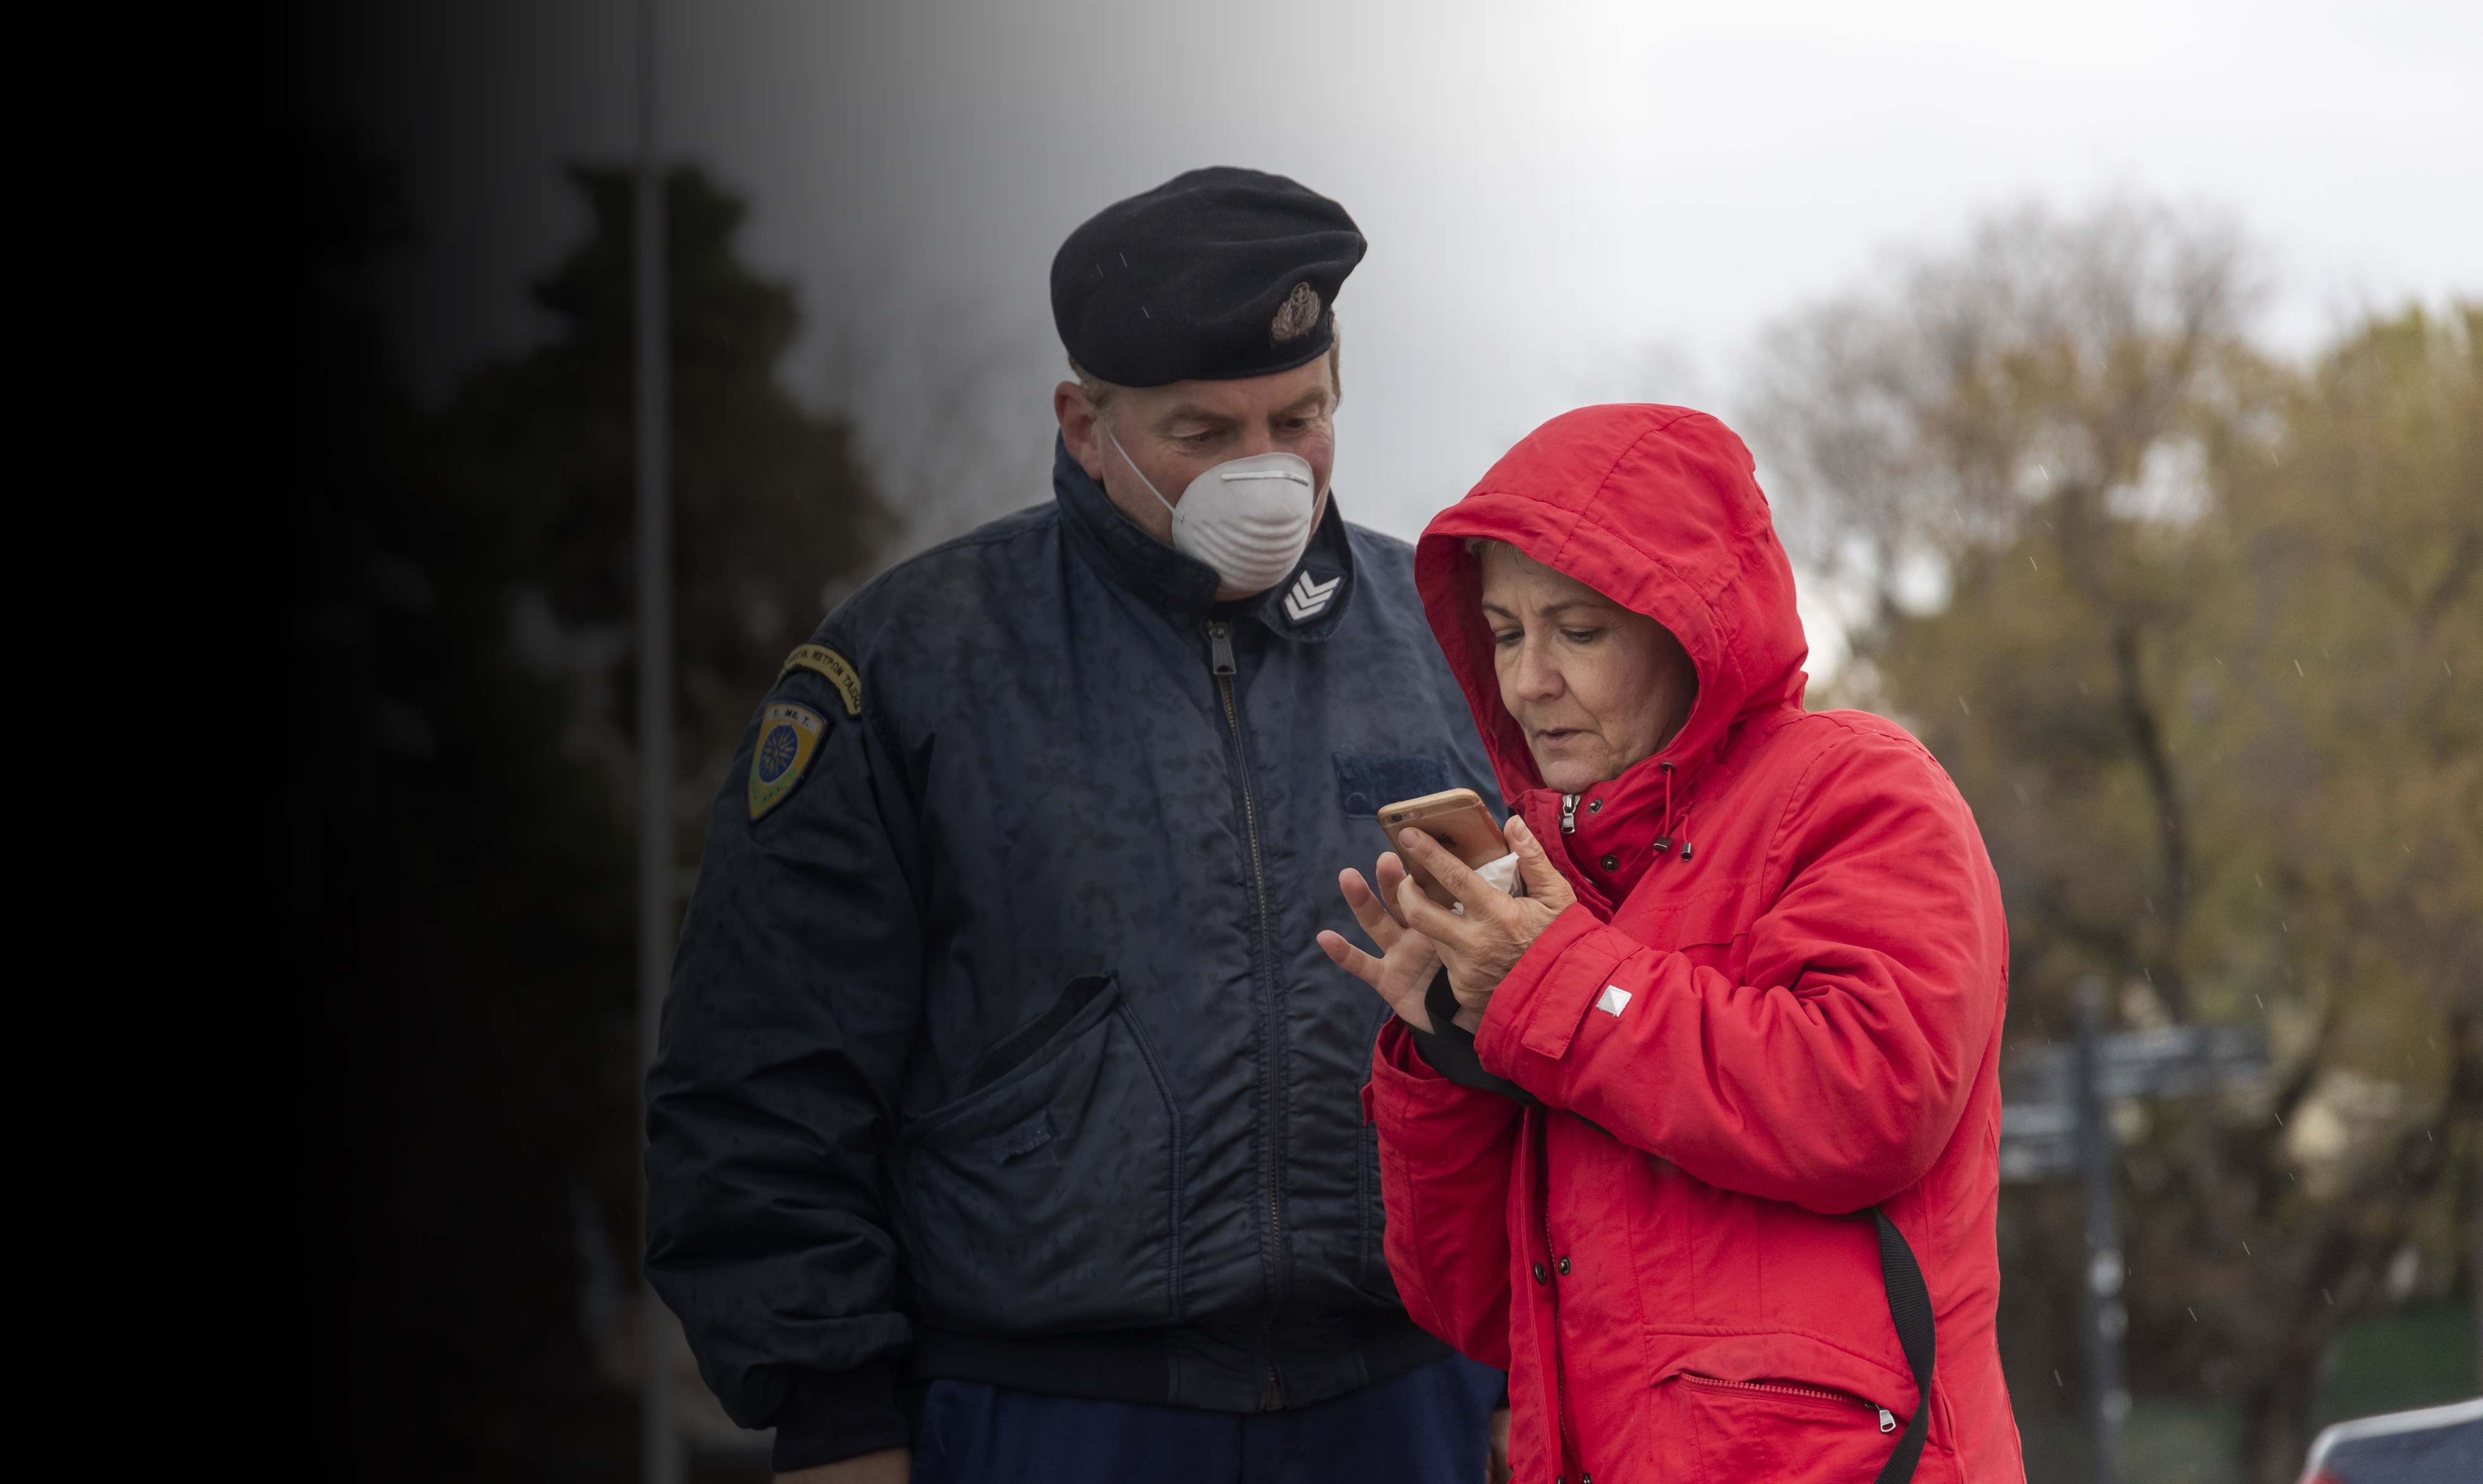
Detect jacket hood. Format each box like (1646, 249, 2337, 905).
(1417, 404, 1808, 814)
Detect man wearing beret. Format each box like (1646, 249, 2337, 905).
(647, 168, 1508, 1483)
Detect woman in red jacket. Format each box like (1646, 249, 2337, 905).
(1318, 405, 2026, 1483)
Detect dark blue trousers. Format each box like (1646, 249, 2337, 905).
(909, 1355, 1505, 1484)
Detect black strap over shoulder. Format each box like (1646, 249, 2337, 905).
(1869, 1207, 1937, 1483)
(1408, 971, 1539, 1104)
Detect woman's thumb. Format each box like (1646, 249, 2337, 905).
(1505, 816, 1574, 902)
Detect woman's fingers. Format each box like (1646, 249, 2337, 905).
(1392, 855, 1471, 945)
(1503, 815, 1577, 909)
(1338, 868, 1402, 948)
(1371, 852, 1412, 928)
(1316, 929, 1386, 990)
(1396, 829, 1508, 923)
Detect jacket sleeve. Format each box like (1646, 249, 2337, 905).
(1473, 729, 2004, 1215)
(1364, 1020, 1523, 1367)
(644, 659, 924, 1452)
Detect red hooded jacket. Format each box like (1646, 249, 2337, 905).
(1364, 406, 2025, 1482)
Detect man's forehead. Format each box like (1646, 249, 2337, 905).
(1136, 362, 1335, 422)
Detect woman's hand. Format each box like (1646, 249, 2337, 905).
(1392, 815, 1576, 1022)
(1317, 852, 1454, 1032)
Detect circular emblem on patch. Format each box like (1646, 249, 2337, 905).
(1269, 282, 1321, 344)
(756, 723, 801, 783)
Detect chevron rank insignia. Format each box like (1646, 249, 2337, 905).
(1282, 570, 1343, 623)
(747, 703, 827, 821)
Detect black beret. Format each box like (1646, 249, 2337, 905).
(1051, 166, 1366, 388)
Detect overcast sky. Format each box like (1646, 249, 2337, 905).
(331, 0, 2481, 611)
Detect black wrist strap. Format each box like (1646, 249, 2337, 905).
(1868, 1207, 1937, 1482)
(1408, 971, 1539, 1105)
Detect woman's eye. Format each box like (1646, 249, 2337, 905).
(1491, 629, 1522, 647)
(1562, 628, 1601, 644)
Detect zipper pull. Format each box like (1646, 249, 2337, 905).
(1878, 1407, 1896, 1434)
(1559, 793, 1579, 834)
(1206, 620, 1236, 677)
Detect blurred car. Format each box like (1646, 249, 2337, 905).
(2297, 1397, 2482, 1483)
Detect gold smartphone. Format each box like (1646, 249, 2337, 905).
(1378, 788, 1511, 908)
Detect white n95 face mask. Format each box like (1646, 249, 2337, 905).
(1108, 428, 1317, 596)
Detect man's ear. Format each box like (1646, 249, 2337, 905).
(1053, 381, 1107, 481)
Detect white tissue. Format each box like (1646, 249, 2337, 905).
(1473, 852, 1524, 897)
(1447, 852, 1526, 914)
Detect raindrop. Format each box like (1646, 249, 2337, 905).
(2254, 994, 2264, 1009)
(2242, 1241, 2251, 1255)
(1958, 695, 1972, 714)
(2323, 1288, 2333, 1305)
(2029, 554, 2040, 571)
(2054, 1369, 2065, 1388)
(2188, 1307, 2198, 1321)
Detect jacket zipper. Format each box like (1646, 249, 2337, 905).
(1680, 1373, 1898, 1432)
(1559, 793, 1579, 834)
(1208, 619, 1286, 1410)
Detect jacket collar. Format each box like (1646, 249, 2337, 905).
(1052, 434, 1357, 642)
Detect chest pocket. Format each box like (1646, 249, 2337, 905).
(1332, 752, 1453, 817)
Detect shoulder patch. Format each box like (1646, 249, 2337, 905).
(780, 644, 862, 717)
(748, 703, 828, 821)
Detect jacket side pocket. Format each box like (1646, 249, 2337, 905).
(890, 974, 1183, 1334)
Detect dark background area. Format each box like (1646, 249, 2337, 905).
(184, 5, 2476, 1481)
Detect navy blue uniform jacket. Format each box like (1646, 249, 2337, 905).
(647, 440, 1497, 1440)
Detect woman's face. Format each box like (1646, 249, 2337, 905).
(1478, 542, 1698, 794)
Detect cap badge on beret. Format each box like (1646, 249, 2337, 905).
(1270, 282, 1321, 344)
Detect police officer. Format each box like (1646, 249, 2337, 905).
(647, 168, 1505, 1483)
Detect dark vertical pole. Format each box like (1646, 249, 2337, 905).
(633, 1, 680, 1482)
(2076, 977, 2126, 1484)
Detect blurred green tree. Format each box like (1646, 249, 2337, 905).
(436, 164, 891, 809)
(292, 158, 886, 1477)
(1753, 205, 2479, 1481)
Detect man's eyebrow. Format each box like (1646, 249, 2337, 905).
(1274, 388, 1331, 416)
(1155, 403, 1239, 428)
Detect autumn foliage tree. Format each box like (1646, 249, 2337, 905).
(1751, 203, 2480, 1480)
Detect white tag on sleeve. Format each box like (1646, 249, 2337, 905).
(1595, 985, 1632, 1017)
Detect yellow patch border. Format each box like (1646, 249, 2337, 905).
(748, 703, 828, 821)
(780, 644, 862, 717)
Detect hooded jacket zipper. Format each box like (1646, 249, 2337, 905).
(1208, 619, 1287, 1409)
(1680, 1373, 1898, 1432)
(1559, 793, 1579, 834)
